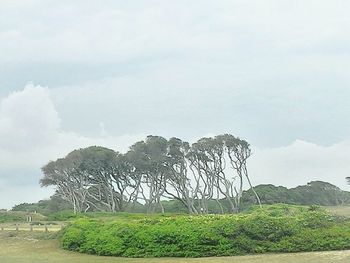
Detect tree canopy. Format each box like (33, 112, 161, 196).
(40, 134, 260, 214)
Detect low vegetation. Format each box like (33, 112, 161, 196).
(1, 232, 349, 263)
(61, 204, 350, 258)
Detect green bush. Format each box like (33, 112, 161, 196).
(61, 207, 350, 258)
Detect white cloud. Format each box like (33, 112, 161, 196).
(1, 1, 350, 148)
(0, 83, 60, 151)
(1, 1, 350, 64)
(0, 85, 146, 170)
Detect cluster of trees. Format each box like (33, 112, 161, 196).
(40, 134, 261, 214)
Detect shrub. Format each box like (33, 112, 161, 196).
(61, 207, 350, 258)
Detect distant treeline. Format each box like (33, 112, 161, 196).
(12, 181, 350, 215)
(241, 181, 350, 207)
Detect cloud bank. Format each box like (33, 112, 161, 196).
(1, 1, 350, 147)
(0, 85, 349, 208)
(1, 1, 350, 207)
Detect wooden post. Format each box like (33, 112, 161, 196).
(1, 227, 3, 231)
(16, 224, 19, 231)
(45, 225, 48, 232)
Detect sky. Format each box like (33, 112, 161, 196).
(1, 0, 350, 208)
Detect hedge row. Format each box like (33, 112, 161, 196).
(61, 209, 350, 257)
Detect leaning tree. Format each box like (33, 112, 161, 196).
(41, 146, 135, 213)
(40, 150, 90, 213)
(126, 136, 169, 213)
(163, 137, 198, 214)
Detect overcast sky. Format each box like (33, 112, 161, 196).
(1, 1, 350, 208)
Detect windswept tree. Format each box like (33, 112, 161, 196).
(126, 136, 169, 213)
(77, 146, 133, 212)
(189, 137, 227, 213)
(219, 134, 261, 208)
(41, 146, 135, 213)
(40, 150, 90, 213)
(187, 134, 260, 213)
(164, 137, 198, 214)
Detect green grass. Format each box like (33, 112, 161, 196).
(0, 232, 349, 263)
(47, 210, 189, 221)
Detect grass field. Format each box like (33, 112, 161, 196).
(325, 206, 350, 217)
(0, 232, 349, 263)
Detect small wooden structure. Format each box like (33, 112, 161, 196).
(26, 212, 33, 222)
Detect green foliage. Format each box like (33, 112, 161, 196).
(61, 205, 350, 257)
(47, 210, 186, 222)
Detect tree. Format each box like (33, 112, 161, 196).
(126, 136, 169, 213)
(77, 146, 130, 212)
(41, 150, 90, 213)
(187, 134, 260, 213)
(164, 137, 198, 214)
(220, 134, 261, 208)
(41, 146, 135, 213)
(187, 139, 216, 213)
